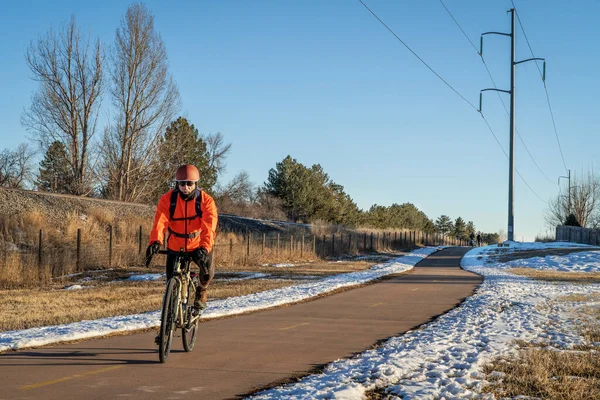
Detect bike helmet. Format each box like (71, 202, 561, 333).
(175, 164, 200, 181)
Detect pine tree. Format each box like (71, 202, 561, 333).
(564, 213, 581, 227)
(435, 215, 454, 235)
(36, 141, 72, 193)
(465, 221, 476, 237)
(150, 117, 216, 200)
(453, 217, 467, 239)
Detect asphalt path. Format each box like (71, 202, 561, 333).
(0, 246, 481, 400)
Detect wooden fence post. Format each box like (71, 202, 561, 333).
(138, 226, 143, 255)
(38, 229, 43, 268)
(262, 233, 266, 255)
(76, 228, 81, 272)
(246, 229, 250, 259)
(331, 233, 335, 256)
(277, 233, 280, 255)
(108, 225, 113, 268)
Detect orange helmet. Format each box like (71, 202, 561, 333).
(175, 164, 200, 181)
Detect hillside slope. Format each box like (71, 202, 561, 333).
(0, 187, 309, 240)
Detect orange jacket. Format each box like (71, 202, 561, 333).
(149, 189, 218, 252)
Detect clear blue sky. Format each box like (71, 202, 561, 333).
(2, 0, 599, 241)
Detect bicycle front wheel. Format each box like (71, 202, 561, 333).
(182, 281, 199, 352)
(159, 277, 180, 363)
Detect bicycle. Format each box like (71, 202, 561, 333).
(146, 249, 201, 363)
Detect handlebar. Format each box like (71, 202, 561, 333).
(145, 248, 195, 268)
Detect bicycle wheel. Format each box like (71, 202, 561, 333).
(182, 281, 199, 351)
(159, 277, 180, 363)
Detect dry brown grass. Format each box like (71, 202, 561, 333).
(0, 258, 385, 332)
(509, 268, 600, 283)
(557, 293, 600, 302)
(483, 348, 600, 399)
(484, 290, 600, 399)
(0, 278, 299, 332)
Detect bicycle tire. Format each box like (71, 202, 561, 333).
(182, 281, 199, 351)
(159, 277, 180, 363)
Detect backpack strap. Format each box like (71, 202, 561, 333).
(169, 189, 179, 220)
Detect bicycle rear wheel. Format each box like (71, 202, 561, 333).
(159, 277, 180, 363)
(182, 282, 199, 351)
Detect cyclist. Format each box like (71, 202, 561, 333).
(147, 164, 218, 314)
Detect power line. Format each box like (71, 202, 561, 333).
(358, 0, 547, 204)
(439, 0, 556, 186)
(479, 113, 547, 204)
(438, 0, 479, 53)
(357, 0, 479, 111)
(511, 0, 569, 173)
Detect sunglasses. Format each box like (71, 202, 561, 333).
(177, 181, 195, 187)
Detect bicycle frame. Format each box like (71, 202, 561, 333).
(171, 254, 201, 329)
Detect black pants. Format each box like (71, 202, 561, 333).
(166, 249, 214, 288)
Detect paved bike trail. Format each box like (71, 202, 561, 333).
(0, 247, 481, 400)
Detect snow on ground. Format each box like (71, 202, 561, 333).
(126, 273, 163, 281)
(248, 241, 600, 400)
(219, 272, 271, 281)
(0, 248, 434, 353)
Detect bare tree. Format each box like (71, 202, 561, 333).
(205, 132, 232, 177)
(22, 16, 103, 195)
(0, 143, 37, 188)
(216, 171, 254, 203)
(214, 172, 287, 219)
(101, 3, 180, 202)
(545, 170, 600, 228)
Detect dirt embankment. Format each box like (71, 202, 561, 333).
(0, 188, 155, 228)
(0, 187, 309, 242)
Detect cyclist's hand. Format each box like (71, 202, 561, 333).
(196, 247, 208, 264)
(147, 241, 160, 257)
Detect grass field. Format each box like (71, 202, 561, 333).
(0, 257, 393, 332)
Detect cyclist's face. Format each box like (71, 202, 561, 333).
(178, 181, 196, 194)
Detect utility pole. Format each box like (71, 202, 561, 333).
(478, 8, 546, 242)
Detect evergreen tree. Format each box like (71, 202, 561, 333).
(36, 141, 72, 193)
(453, 217, 467, 239)
(264, 156, 322, 222)
(564, 213, 581, 227)
(264, 156, 359, 224)
(149, 117, 216, 200)
(465, 221, 476, 237)
(435, 215, 454, 235)
(362, 203, 434, 232)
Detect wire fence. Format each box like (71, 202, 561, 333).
(0, 226, 471, 288)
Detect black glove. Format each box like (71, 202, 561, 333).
(196, 247, 208, 264)
(146, 241, 160, 258)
